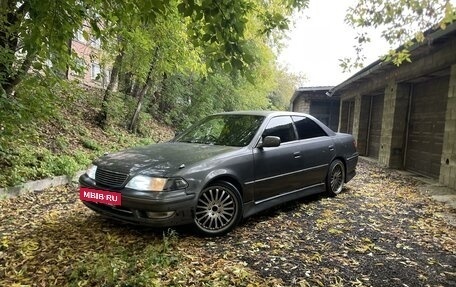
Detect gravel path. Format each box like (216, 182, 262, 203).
(1, 159, 455, 286)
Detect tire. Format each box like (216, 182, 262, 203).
(194, 181, 242, 236)
(326, 159, 345, 196)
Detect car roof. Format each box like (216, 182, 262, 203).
(215, 110, 336, 136)
(216, 110, 310, 118)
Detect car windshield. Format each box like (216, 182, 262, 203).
(176, 114, 265, 147)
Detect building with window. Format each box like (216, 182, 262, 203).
(69, 26, 109, 88)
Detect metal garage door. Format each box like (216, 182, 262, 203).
(405, 76, 449, 178)
(309, 100, 339, 131)
(367, 94, 384, 159)
(340, 100, 355, 134)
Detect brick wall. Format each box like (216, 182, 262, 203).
(292, 96, 310, 113)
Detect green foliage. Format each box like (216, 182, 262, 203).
(154, 71, 240, 131)
(81, 139, 101, 151)
(1, 0, 309, 97)
(0, 78, 169, 188)
(0, 76, 58, 137)
(55, 136, 70, 151)
(0, 0, 305, 187)
(103, 92, 137, 129)
(0, 0, 90, 94)
(268, 68, 305, 110)
(0, 146, 91, 187)
(343, 0, 456, 70)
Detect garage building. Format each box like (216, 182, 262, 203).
(329, 22, 456, 189)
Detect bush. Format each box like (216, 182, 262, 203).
(81, 139, 101, 151)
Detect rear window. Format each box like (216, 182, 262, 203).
(292, 116, 327, 140)
(262, 116, 296, 143)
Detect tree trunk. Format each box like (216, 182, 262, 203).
(129, 101, 143, 133)
(119, 71, 134, 95)
(131, 82, 140, 99)
(99, 50, 123, 129)
(128, 67, 154, 132)
(3, 52, 35, 96)
(65, 38, 72, 79)
(128, 47, 160, 132)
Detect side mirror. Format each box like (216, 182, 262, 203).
(258, 136, 281, 148)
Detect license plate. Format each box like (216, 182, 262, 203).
(80, 187, 122, 206)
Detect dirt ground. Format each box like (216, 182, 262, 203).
(0, 159, 455, 286)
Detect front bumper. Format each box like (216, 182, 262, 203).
(79, 174, 196, 227)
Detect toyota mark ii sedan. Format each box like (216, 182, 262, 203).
(79, 111, 358, 235)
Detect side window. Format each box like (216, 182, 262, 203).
(263, 116, 296, 143)
(292, 116, 328, 140)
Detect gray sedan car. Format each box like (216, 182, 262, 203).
(79, 111, 358, 235)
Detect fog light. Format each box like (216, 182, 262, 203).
(146, 211, 175, 219)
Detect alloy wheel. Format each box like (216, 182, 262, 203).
(327, 160, 345, 196)
(194, 183, 241, 235)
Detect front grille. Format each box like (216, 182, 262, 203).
(95, 168, 129, 188)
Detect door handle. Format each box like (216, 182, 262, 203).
(293, 152, 301, 159)
(328, 145, 335, 151)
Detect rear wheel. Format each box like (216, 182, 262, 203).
(194, 181, 242, 236)
(326, 159, 345, 196)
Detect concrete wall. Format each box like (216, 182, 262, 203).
(440, 64, 456, 189)
(378, 82, 410, 168)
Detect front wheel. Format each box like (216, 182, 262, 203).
(326, 159, 345, 196)
(194, 181, 242, 236)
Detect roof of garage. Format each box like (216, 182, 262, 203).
(328, 21, 456, 97)
(290, 86, 335, 107)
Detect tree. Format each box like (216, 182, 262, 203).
(92, 0, 309, 129)
(0, 0, 308, 98)
(0, 0, 88, 96)
(268, 68, 305, 110)
(342, 0, 456, 71)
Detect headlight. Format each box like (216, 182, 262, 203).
(165, 178, 188, 190)
(125, 176, 188, 192)
(86, 165, 97, 180)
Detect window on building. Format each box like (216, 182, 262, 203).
(44, 59, 53, 68)
(91, 38, 101, 48)
(292, 116, 328, 140)
(76, 29, 86, 43)
(262, 116, 296, 143)
(70, 58, 86, 76)
(91, 62, 101, 80)
(103, 68, 111, 82)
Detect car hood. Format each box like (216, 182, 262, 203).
(93, 142, 240, 177)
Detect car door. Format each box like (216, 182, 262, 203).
(291, 116, 335, 188)
(253, 116, 303, 202)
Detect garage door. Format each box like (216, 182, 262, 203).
(340, 100, 355, 134)
(405, 76, 449, 178)
(309, 100, 339, 131)
(367, 94, 384, 159)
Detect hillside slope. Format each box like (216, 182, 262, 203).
(0, 86, 174, 188)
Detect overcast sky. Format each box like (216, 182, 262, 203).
(277, 0, 390, 87)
